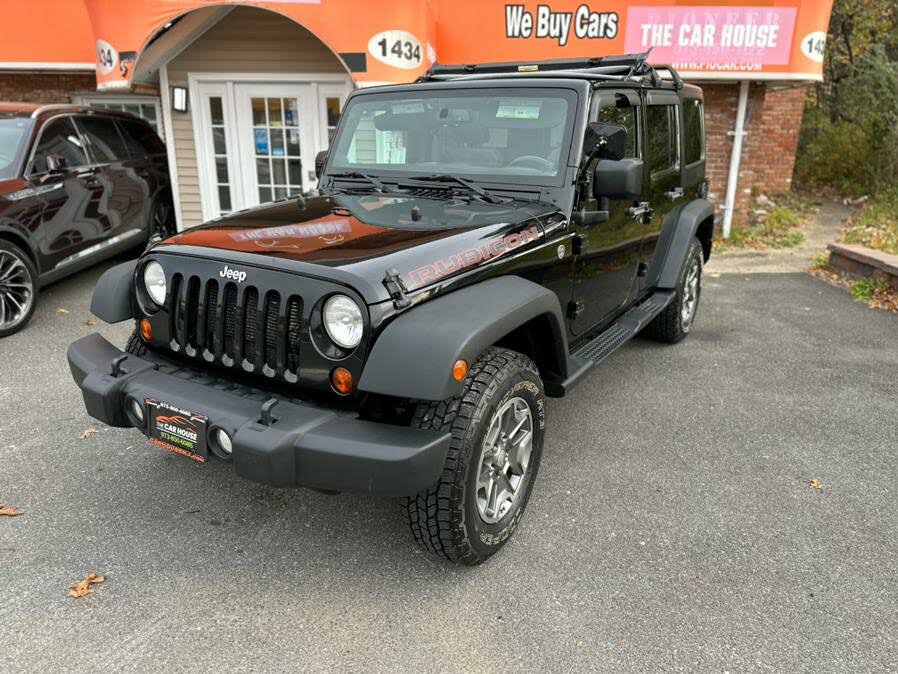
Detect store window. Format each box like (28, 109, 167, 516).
(209, 96, 233, 213)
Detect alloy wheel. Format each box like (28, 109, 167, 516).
(475, 396, 534, 524)
(0, 249, 34, 331)
(681, 257, 701, 328)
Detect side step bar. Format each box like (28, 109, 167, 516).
(546, 290, 675, 396)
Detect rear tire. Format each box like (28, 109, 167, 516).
(646, 238, 703, 343)
(0, 240, 38, 338)
(405, 347, 546, 565)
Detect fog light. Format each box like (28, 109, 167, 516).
(128, 398, 144, 425)
(213, 428, 233, 455)
(330, 367, 354, 395)
(139, 318, 153, 341)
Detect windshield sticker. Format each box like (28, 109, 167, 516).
(407, 225, 540, 287)
(230, 220, 352, 243)
(496, 101, 542, 120)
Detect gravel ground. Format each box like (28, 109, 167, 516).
(1, 257, 897, 672)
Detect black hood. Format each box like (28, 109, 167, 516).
(155, 193, 560, 303)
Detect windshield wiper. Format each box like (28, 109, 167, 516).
(327, 171, 387, 193)
(406, 174, 504, 204)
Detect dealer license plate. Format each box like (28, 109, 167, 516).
(146, 399, 208, 463)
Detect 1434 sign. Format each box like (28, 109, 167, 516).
(368, 30, 423, 70)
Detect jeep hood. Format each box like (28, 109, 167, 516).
(155, 193, 558, 304)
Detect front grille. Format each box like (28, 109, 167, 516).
(169, 273, 303, 383)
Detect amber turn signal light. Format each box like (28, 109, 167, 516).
(139, 318, 153, 341)
(452, 359, 468, 381)
(331, 367, 354, 395)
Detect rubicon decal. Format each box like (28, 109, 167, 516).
(407, 225, 541, 287)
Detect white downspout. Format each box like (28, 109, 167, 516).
(722, 80, 750, 238)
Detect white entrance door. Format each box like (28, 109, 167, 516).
(234, 83, 319, 206)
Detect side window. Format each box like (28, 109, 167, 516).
(30, 117, 88, 174)
(596, 100, 638, 159)
(76, 116, 129, 163)
(645, 105, 679, 176)
(683, 99, 704, 166)
(117, 119, 165, 158)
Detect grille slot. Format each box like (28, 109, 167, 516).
(167, 275, 302, 381)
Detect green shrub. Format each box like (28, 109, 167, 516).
(842, 186, 898, 255)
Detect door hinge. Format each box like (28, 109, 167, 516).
(637, 262, 648, 277)
(566, 300, 585, 320)
(572, 234, 587, 256)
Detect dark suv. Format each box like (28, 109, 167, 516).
(0, 104, 173, 336)
(68, 54, 713, 564)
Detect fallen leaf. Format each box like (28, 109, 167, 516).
(84, 319, 96, 326)
(80, 427, 98, 439)
(810, 479, 823, 492)
(69, 572, 106, 598)
(0, 501, 23, 517)
(56, 308, 70, 315)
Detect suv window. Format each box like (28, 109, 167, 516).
(683, 99, 704, 166)
(117, 118, 165, 158)
(77, 116, 129, 163)
(595, 95, 638, 159)
(645, 105, 679, 176)
(30, 117, 88, 174)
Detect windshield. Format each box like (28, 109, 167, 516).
(328, 88, 577, 185)
(0, 117, 32, 180)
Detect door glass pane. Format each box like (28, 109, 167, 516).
(288, 158, 302, 185)
(286, 129, 300, 156)
(285, 99, 299, 126)
(267, 98, 283, 127)
(208, 96, 232, 215)
(272, 158, 286, 184)
(31, 117, 88, 173)
(252, 98, 266, 126)
(326, 97, 341, 144)
(251, 95, 303, 203)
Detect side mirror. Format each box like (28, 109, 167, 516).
(315, 150, 328, 179)
(593, 158, 644, 201)
(584, 122, 627, 161)
(46, 154, 68, 174)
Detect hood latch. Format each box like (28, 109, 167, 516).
(383, 268, 411, 310)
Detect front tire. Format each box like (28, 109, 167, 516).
(0, 240, 38, 338)
(646, 238, 703, 343)
(406, 347, 546, 565)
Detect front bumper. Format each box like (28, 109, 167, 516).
(67, 333, 451, 496)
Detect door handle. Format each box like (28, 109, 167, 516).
(665, 187, 684, 201)
(626, 202, 653, 223)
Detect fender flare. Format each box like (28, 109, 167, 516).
(648, 198, 715, 289)
(90, 259, 137, 323)
(358, 276, 569, 401)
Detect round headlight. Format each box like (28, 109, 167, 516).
(323, 295, 363, 349)
(143, 261, 166, 306)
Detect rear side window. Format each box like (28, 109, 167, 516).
(77, 116, 129, 163)
(683, 99, 705, 165)
(31, 117, 88, 173)
(645, 105, 679, 176)
(117, 118, 165, 158)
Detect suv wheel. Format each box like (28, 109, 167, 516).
(0, 240, 38, 337)
(406, 347, 545, 565)
(150, 194, 176, 239)
(646, 237, 703, 343)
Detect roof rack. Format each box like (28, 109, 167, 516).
(417, 52, 683, 89)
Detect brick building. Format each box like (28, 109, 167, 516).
(0, 0, 832, 232)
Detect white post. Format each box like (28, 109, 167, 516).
(722, 80, 750, 238)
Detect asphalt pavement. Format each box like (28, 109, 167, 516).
(1, 257, 897, 672)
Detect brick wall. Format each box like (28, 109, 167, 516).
(0, 72, 96, 103)
(702, 82, 808, 227)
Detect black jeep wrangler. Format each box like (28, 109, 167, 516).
(68, 54, 713, 565)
